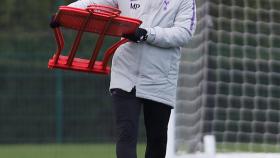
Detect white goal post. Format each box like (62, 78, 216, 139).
(167, 0, 280, 157)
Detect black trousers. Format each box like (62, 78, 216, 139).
(111, 88, 172, 158)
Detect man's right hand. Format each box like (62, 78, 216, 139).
(50, 15, 60, 28)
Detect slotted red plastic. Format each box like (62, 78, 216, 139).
(48, 4, 142, 74)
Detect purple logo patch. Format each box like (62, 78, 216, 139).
(163, 0, 170, 10)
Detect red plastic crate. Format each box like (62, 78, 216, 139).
(48, 4, 142, 74)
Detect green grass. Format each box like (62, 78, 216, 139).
(1, 143, 280, 158)
(0, 144, 146, 158)
(217, 143, 280, 153)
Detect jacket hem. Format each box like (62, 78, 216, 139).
(136, 91, 175, 108)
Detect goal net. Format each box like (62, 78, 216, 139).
(167, 0, 280, 157)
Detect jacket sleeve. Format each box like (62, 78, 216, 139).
(68, 0, 118, 8)
(145, 0, 196, 48)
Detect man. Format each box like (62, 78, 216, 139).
(67, 0, 196, 157)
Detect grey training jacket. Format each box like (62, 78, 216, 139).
(69, 0, 197, 107)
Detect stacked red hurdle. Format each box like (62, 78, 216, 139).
(48, 4, 142, 74)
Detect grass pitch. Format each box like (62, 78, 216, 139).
(0, 144, 146, 158)
(1, 143, 279, 158)
(217, 143, 280, 153)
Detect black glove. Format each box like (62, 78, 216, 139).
(50, 15, 60, 28)
(123, 28, 148, 43)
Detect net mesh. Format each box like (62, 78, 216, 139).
(175, 0, 280, 154)
(174, 0, 208, 153)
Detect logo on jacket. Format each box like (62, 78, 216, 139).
(130, 0, 140, 10)
(163, 0, 170, 10)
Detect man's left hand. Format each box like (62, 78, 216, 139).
(122, 28, 148, 43)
